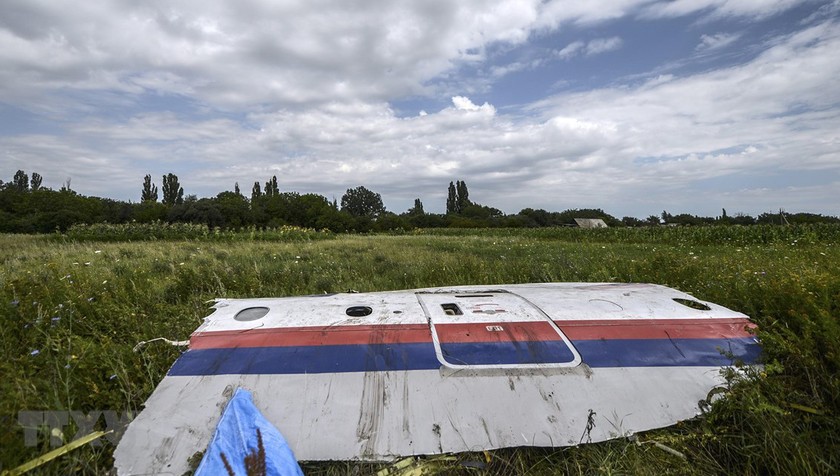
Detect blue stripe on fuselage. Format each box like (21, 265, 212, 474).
(439, 340, 577, 366)
(574, 337, 761, 367)
(167, 337, 760, 376)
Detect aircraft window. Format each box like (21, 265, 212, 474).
(234, 307, 270, 321)
(673, 298, 711, 311)
(346, 306, 373, 317)
(441, 303, 463, 315)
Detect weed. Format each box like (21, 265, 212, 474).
(1, 226, 838, 474)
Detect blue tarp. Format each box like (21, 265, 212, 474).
(195, 387, 304, 476)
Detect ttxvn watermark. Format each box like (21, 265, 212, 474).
(17, 410, 134, 447)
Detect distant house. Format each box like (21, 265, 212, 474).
(574, 218, 608, 228)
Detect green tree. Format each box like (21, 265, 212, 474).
(30, 172, 43, 191)
(456, 180, 471, 212)
(373, 212, 412, 231)
(296, 193, 345, 229)
(446, 180, 472, 214)
(141, 174, 158, 203)
(168, 198, 223, 228)
(446, 182, 457, 214)
(261, 192, 297, 227)
(134, 202, 168, 223)
(621, 216, 646, 227)
(215, 191, 251, 228)
(13, 170, 28, 192)
(719, 208, 733, 225)
(264, 176, 279, 197)
(341, 186, 385, 218)
(519, 208, 551, 227)
(161, 173, 184, 205)
(408, 198, 425, 216)
(461, 203, 501, 219)
(408, 212, 447, 228)
(251, 181, 263, 202)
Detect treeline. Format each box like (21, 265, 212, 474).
(1, 170, 837, 234)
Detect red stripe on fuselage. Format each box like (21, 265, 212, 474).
(189, 318, 755, 349)
(190, 324, 431, 349)
(555, 318, 756, 340)
(433, 321, 563, 343)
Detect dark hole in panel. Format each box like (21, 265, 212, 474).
(441, 303, 463, 316)
(346, 306, 373, 317)
(673, 298, 711, 311)
(234, 307, 270, 321)
(455, 294, 494, 298)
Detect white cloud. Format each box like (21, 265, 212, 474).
(0, 1, 548, 110)
(557, 37, 623, 60)
(489, 58, 546, 77)
(642, 0, 808, 20)
(525, 20, 840, 213)
(537, 0, 656, 28)
(696, 32, 741, 50)
(537, 0, 807, 29)
(557, 41, 585, 59)
(451, 96, 497, 115)
(0, 0, 809, 112)
(0, 1, 837, 217)
(585, 37, 624, 55)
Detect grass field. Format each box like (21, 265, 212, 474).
(1, 225, 838, 474)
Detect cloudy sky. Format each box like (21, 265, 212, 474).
(1, 0, 839, 218)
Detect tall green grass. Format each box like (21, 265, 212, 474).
(1, 226, 838, 474)
(61, 222, 334, 243)
(417, 223, 840, 246)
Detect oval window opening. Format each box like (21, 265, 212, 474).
(346, 306, 373, 317)
(673, 298, 711, 311)
(234, 307, 270, 321)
